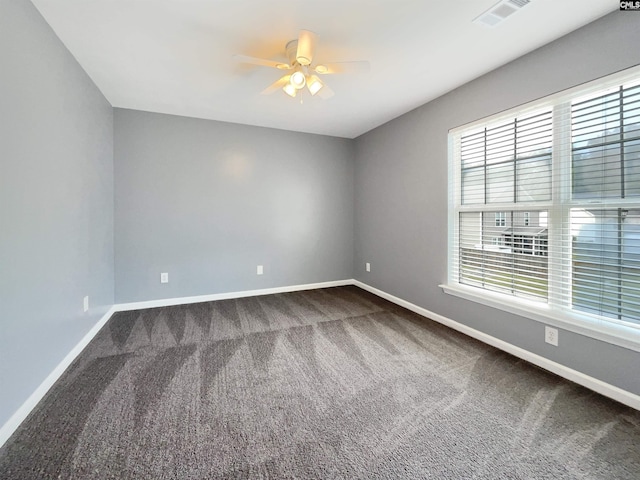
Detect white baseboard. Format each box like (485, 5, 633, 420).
(0, 305, 117, 448)
(353, 280, 640, 411)
(114, 279, 353, 312)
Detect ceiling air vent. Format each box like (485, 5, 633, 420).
(473, 0, 532, 28)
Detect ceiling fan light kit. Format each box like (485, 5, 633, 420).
(307, 75, 324, 96)
(290, 69, 306, 89)
(283, 83, 297, 98)
(234, 30, 369, 100)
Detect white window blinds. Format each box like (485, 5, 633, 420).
(449, 68, 640, 335)
(570, 83, 640, 323)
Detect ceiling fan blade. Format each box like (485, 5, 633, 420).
(314, 61, 370, 75)
(261, 75, 290, 95)
(317, 83, 335, 99)
(233, 54, 290, 70)
(296, 30, 317, 66)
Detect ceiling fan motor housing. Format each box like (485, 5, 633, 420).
(285, 40, 300, 66)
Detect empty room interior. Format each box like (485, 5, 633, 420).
(2, 0, 640, 478)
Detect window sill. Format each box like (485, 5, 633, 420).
(440, 283, 640, 353)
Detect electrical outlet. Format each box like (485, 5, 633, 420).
(160, 272, 169, 284)
(83, 296, 89, 313)
(257, 265, 264, 275)
(366, 262, 371, 272)
(545, 326, 558, 346)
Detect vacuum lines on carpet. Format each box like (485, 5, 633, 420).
(1, 286, 639, 478)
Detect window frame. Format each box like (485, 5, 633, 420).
(443, 66, 640, 353)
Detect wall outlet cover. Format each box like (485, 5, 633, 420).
(160, 272, 169, 283)
(83, 296, 89, 313)
(257, 265, 264, 275)
(545, 326, 558, 346)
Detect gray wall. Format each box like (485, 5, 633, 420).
(0, 0, 114, 427)
(354, 11, 640, 395)
(2, 1, 637, 435)
(114, 109, 354, 303)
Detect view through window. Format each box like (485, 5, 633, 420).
(449, 72, 640, 329)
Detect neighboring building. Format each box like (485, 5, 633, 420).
(478, 211, 548, 256)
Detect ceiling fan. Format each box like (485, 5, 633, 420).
(234, 30, 369, 100)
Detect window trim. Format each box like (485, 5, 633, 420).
(445, 65, 640, 351)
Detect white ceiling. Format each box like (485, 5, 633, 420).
(32, 0, 616, 139)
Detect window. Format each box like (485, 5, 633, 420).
(457, 109, 552, 301)
(447, 68, 640, 345)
